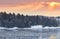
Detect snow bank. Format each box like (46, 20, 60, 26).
(31, 25, 42, 29)
(44, 26, 60, 29)
(0, 27, 7, 29)
(0, 25, 60, 30)
(8, 27, 19, 30)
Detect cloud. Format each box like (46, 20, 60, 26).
(0, 0, 60, 16)
(0, 0, 60, 5)
(0, 2, 60, 11)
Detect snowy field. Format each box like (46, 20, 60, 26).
(0, 25, 60, 39)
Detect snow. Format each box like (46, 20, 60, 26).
(0, 25, 60, 39)
(44, 26, 60, 29)
(0, 27, 7, 29)
(0, 25, 60, 30)
(8, 27, 19, 30)
(31, 25, 42, 29)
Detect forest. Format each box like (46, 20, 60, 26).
(0, 12, 58, 28)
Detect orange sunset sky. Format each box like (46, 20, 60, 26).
(0, 0, 60, 17)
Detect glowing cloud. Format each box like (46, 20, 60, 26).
(48, 2, 60, 10)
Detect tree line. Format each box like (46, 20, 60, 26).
(0, 12, 58, 28)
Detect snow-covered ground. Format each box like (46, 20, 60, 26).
(0, 25, 60, 39)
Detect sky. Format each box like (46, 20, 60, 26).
(0, 0, 60, 17)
